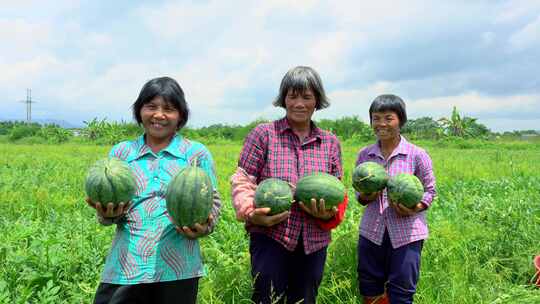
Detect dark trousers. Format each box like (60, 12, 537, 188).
(93, 277, 199, 304)
(357, 231, 423, 304)
(249, 232, 327, 304)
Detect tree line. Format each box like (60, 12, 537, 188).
(0, 107, 537, 145)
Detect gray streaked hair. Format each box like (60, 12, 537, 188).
(272, 66, 329, 110)
(369, 94, 407, 128)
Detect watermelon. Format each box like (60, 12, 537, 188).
(254, 178, 293, 215)
(352, 161, 388, 194)
(85, 158, 137, 206)
(387, 173, 424, 208)
(166, 165, 213, 228)
(295, 172, 345, 209)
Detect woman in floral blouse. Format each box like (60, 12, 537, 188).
(86, 76, 221, 304)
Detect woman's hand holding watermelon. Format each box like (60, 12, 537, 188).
(389, 200, 425, 217)
(247, 208, 289, 227)
(176, 214, 215, 239)
(357, 191, 381, 205)
(298, 198, 337, 221)
(85, 197, 131, 219)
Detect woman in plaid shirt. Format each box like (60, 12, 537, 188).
(355, 95, 436, 304)
(231, 66, 348, 304)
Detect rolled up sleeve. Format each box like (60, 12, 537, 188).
(415, 151, 436, 208)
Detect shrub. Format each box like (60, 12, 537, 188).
(38, 125, 72, 144)
(8, 124, 41, 141)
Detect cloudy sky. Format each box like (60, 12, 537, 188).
(1, 0, 539, 131)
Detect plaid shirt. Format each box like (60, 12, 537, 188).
(355, 136, 436, 249)
(238, 117, 343, 254)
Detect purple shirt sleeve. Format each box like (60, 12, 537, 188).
(331, 137, 343, 179)
(354, 148, 368, 202)
(415, 151, 436, 208)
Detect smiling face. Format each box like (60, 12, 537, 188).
(371, 111, 401, 141)
(140, 96, 181, 142)
(284, 88, 317, 126)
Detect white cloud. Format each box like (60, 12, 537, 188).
(55, 63, 168, 116)
(480, 118, 540, 132)
(307, 31, 355, 83)
(83, 32, 114, 49)
(318, 89, 540, 125)
(0, 18, 53, 59)
(409, 92, 540, 119)
(314, 82, 394, 123)
(495, 0, 540, 23)
(1, 0, 79, 11)
(481, 31, 496, 46)
(508, 14, 540, 51)
(253, 0, 320, 17)
(0, 55, 59, 85)
(1, 0, 539, 132)
(137, 1, 238, 39)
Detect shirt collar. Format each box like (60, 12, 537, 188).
(134, 133, 186, 160)
(276, 117, 322, 139)
(368, 135, 410, 159)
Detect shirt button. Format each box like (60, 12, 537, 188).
(153, 176, 158, 181)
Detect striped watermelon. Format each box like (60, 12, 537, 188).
(85, 158, 137, 206)
(295, 172, 345, 209)
(352, 161, 388, 194)
(254, 178, 293, 215)
(387, 173, 424, 208)
(166, 165, 213, 228)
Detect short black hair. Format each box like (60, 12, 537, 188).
(132, 76, 190, 129)
(272, 66, 329, 110)
(369, 94, 407, 128)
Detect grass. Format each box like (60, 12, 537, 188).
(0, 141, 539, 303)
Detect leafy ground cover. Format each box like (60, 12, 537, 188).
(0, 141, 539, 303)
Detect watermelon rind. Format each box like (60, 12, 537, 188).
(387, 173, 424, 208)
(295, 172, 345, 210)
(254, 178, 293, 215)
(85, 158, 137, 206)
(352, 161, 388, 194)
(166, 166, 213, 228)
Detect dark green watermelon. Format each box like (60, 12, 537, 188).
(295, 172, 345, 209)
(254, 178, 293, 215)
(387, 173, 424, 208)
(166, 166, 213, 228)
(85, 158, 137, 206)
(352, 161, 388, 194)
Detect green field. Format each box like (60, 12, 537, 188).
(1, 142, 539, 303)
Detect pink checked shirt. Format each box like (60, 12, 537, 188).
(355, 136, 436, 249)
(233, 117, 343, 254)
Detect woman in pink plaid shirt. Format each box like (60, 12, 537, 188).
(355, 95, 436, 304)
(231, 66, 348, 304)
